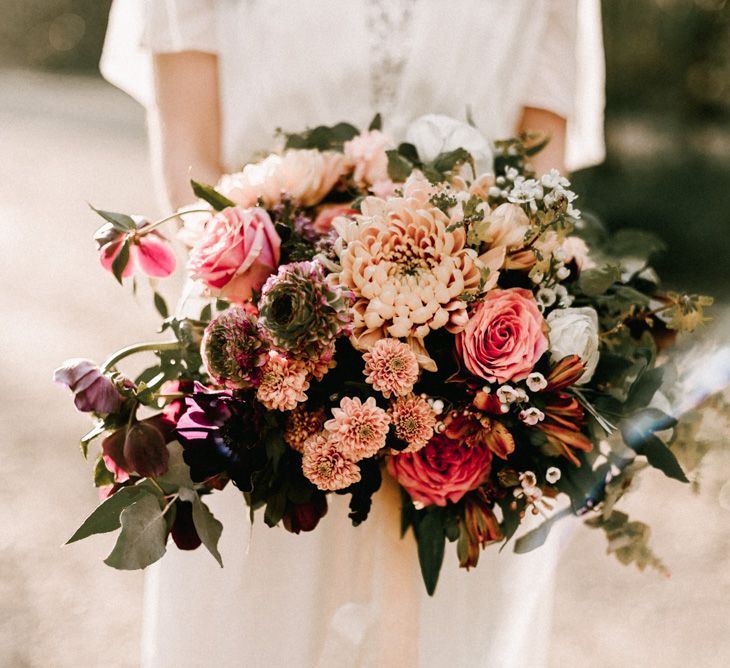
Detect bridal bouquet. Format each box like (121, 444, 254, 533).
(56, 115, 712, 593)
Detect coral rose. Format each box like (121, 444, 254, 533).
(457, 288, 548, 383)
(388, 433, 492, 507)
(187, 206, 280, 303)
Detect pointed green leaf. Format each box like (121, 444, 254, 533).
(93, 454, 115, 488)
(111, 239, 130, 284)
(191, 495, 224, 567)
(386, 149, 414, 182)
(89, 205, 136, 232)
(153, 291, 169, 319)
(67, 485, 153, 544)
(104, 493, 168, 570)
(80, 422, 106, 459)
(190, 180, 235, 211)
(625, 433, 688, 483)
(414, 510, 446, 596)
(368, 113, 382, 131)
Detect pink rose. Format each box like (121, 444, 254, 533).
(388, 433, 492, 507)
(187, 207, 281, 303)
(457, 288, 548, 383)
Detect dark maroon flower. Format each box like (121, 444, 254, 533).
(282, 492, 328, 534)
(171, 500, 202, 550)
(53, 358, 124, 414)
(175, 383, 266, 491)
(102, 414, 172, 479)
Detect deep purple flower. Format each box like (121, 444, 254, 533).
(175, 383, 265, 491)
(53, 358, 124, 414)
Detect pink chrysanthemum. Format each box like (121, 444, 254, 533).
(362, 338, 419, 398)
(256, 352, 309, 411)
(284, 406, 327, 453)
(389, 394, 437, 453)
(302, 433, 361, 491)
(324, 396, 390, 461)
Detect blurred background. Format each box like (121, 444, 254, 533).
(1, 1, 728, 666)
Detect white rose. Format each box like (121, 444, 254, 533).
(405, 114, 493, 172)
(546, 307, 600, 385)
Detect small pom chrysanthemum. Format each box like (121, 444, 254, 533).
(362, 338, 419, 398)
(284, 405, 327, 453)
(256, 352, 309, 411)
(389, 394, 437, 452)
(201, 307, 269, 389)
(324, 396, 390, 461)
(302, 433, 361, 491)
(305, 342, 337, 381)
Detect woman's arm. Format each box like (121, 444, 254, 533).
(517, 106, 568, 176)
(149, 52, 223, 210)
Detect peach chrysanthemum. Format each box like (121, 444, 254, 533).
(284, 406, 327, 453)
(389, 394, 437, 452)
(302, 433, 361, 491)
(330, 173, 482, 370)
(324, 396, 390, 461)
(362, 338, 419, 398)
(256, 351, 309, 411)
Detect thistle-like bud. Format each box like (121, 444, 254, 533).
(202, 307, 270, 389)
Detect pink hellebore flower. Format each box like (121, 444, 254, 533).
(53, 358, 124, 414)
(96, 221, 176, 280)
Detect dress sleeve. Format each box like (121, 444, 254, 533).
(521, 0, 606, 171)
(99, 0, 218, 108)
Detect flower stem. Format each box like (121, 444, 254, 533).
(136, 208, 211, 237)
(101, 341, 183, 373)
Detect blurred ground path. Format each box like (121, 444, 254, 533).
(0, 70, 728, 668)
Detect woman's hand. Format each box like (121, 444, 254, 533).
(150, 52, 223, 211)
(517, 106, 568, 176)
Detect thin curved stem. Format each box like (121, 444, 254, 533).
(137, 208, 211, 237)
(101, 341, 182, 373)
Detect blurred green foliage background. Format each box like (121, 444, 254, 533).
(1, 0, 728, 296)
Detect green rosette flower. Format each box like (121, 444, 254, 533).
(201, 307, 270, 389)
(258, 260, 353, 361)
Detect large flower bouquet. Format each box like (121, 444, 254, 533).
(56, 115, 712, 593)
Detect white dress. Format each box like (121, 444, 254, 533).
(102, 2, 605, 666)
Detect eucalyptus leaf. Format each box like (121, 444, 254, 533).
(578, 264, 621, 297)
(190, 180, 235, 211)
(67, 485, 155, 544)
(191, 494, 224, 567)
(104, 494, 168, 570)
(513, 507, 572, 554)
(368, 112, 382, 131)
(157, 442, 195, 491)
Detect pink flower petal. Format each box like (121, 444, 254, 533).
(136, 236, 176, 277)
(99, 239, 136, 278)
